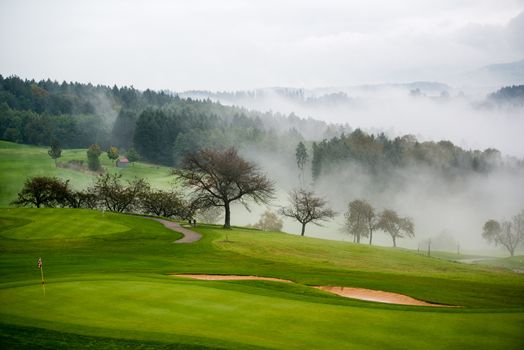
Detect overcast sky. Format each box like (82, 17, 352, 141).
(1, 0, 523, 91)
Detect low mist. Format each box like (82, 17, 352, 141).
(188, 85, 524, 158)
(233, 147, 524, 254)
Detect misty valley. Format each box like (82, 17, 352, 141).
(1, 2, 524, 349)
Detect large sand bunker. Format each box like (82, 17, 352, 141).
(172, 274, 456, 307)
(173, 274, 293, 283)
(315, 286, 455, 307)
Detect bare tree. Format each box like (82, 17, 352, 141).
(173, 148, 274, 229)
(376, 209, 415, 247)
(482, 211, 524, 256)
(280, 188, 335, 236)
(343, 199, 376, 244)
(91, 173, 149, 213)
(140, 189, 189, 219)
(251, 210, 283, 232)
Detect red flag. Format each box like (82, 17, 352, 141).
(37, 258, 42, 269)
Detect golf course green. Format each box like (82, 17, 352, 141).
(1, 141, 523, 349)
(1, 208, 523, 349)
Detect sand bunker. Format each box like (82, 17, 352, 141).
(315, 286, 455, 307)
(172, 274, 455, 307)
(173, 274, 293, 283)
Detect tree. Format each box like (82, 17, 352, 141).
(343, 199, 376, 244)
(196, 206, 223, 224)
(376, 209, 414, 247)
(87, 144, 102, 171)
(106, 146, 119, 166)
(173, 148, 274, 229)
(296, 141, 309, 171)
(296, 141, 309, 185)
(66, 190, 99, 209)
(47, 139, 62, 167)
(482, 212, 524, 256)
(126, 148, 140, 165)
(91, 173, 149, 213)
(252, 210, 283, 232)
(362, 202, 377, 245)
(280, 188, 335, 236)
(11, 176, 71, 208)
(140, 189, 189, 218)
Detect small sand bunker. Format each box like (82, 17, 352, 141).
(315, 286, 455, 307)
(172, 274, 293, 283)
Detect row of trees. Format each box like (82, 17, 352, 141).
(310, 129, 508, 180)
(343, 200, 414, 247)
(47, 141, 140, 171)
(11, 174, 193, 220)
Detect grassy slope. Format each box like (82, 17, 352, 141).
(427, 251, 524, 272)
(474, 256, 524, 271)
(1, 208, 524, 349)
(0, 141, 174, 207)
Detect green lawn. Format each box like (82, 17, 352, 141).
(425, 250, 524, 272)
(473, 256, 524, 272)
(1, 208, 523, 349)
(0, 141, 174, 207)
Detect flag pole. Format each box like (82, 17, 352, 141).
(38, 257, 45, 296)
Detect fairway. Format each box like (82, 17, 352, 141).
(1, 208, 523, 349)
(0, 141, 174, 207)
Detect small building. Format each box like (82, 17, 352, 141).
(116, 157, 130, 168)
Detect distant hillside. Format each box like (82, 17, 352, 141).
(487, 85, 524, 107)
(460, 59, 524, 87)
(179, 81, 451, 106)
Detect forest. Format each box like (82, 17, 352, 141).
(1, 75, 521, 181)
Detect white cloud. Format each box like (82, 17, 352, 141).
(0, 0, 523, 90)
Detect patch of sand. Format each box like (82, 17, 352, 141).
(315, 286, 456, 307)
(172, 274, 458, 307)
(172, 274, 292, 283)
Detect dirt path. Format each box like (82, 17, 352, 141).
(171, 274, 457, 307)
(150, 218, 202, 243)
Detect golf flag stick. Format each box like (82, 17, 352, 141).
(38, 257, 45, 295)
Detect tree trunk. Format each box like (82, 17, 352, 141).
(357, 234, 360, 243)
(392, 236, 397, 247)
(223, 203, 231, 229)
(369, 231, 373, 245)
(301, 223, 306, 236)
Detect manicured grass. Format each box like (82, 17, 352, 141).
(2, 278, 524, 350)
(474, 255, 524, 271)
(427, 250, 524, 272)
(1, 208, 524, 349)
(0, 141, 174, 207)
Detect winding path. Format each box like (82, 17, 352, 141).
(149, 218, 202, 243)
